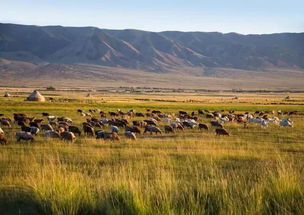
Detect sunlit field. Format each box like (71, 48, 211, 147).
(0, 90, 304, 215)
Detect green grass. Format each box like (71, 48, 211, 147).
(0, 93, 304, 215)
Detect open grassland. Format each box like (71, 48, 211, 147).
(0, 91, 304, 215)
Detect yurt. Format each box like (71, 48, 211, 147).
(27, 90, 46, 102)
(3, 92, 11, 97)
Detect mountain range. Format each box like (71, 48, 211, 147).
(0, 23, 304, 89)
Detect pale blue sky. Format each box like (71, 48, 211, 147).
(1, 0, 303, 34)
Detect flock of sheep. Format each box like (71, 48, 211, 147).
(0, 108, 296, 144)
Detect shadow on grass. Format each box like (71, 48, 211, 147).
(0, 187, 46, 215)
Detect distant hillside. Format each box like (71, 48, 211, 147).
(1, 23, 304, 71)
(0, 23, 304, 89)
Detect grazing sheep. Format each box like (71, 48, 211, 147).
(29, 121, 40, 128)
(135, 112, 145, 117)
(30, 127, 40, 135)
(170, 122, 184, 131)
(215, 128, 230, 136)
(164, 125, 174, 133)
(83, 125, 95, 136)
(16, 132, 34, 142)
(198, 123, 209, 130)
(96, 131, 120, 141)
(21, 126, 39, 135)
(144, 119, 157, 126)
(125, 131, 137, 140)
(60, 131, 76, 143)
(280, 118, 293, 127)
(198, 109, 204, 114)
(182, 121, 195, 129)
(68, 126, 82, 136)
(125, 126, 141, 134)
(58, 117, 73, 124)
(45, 130, 61, 138)
(206, 113, 214, 118)
(41, 124, 54, 131)
(1, 119, 11, 127)
(210, 120, 223, 128)
(0, 133, 8, 144)
(111, 126, 119, 133)
(47, 116, 57, 122)
(144, 126, 162, 135)
(42, 112, 49, 117)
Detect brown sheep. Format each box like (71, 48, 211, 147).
(215, 128, 230, 136)
(125, 126, 141, 134)
(198, 123, 209, 130)
(0, 133, 8, 144)
(144, 119, 157, 126)
(144, 126, 162, 135)
(164, 125, 174, 133)
(60, 131, 76, 143)
(96, 131, 120, 141)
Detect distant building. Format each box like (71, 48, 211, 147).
(27, 90, 46, 102)
(3, 92, 11, 97)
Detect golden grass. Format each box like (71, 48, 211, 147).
(0, 92, 303, 214)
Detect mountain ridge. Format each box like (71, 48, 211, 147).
(1, 23, 304, 72)
(0, 23, 304, 89)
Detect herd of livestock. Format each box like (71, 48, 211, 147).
(0, 108, 298, 144)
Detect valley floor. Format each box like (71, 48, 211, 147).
(0, 91, 304, 215)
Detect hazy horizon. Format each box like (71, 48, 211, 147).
(1, 0, 303, 34)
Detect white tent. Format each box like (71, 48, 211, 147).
(27, 90, 46, 102)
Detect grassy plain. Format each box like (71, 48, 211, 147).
(0, 90, 304, 215)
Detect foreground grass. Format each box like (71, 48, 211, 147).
(0, 93, 304, 215)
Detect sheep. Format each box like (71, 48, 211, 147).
(111, 126, 119, 134)
(210, 120, 223, 128)
(30, 127, 40, 135)
(144, 119, 157, 126)
(182, 121, 195, 129)
(0, 133, 8, 144)
(60, 131, 76, 143)
(16, 131, 34, 142)
(0, 127, 4, 134)
(125, 131, 137, 140)
(68, 126, 82, 136)
(215, 128, 230, 136)
(144, 126, 162, 135)
(170, 122, 184, 131)
(44, 130, 61, 138)
(280, 118, 293, 127)
(164, 125, 174, 133)
(47, 116, 57, 122)
(135, 112, 145, 117)
(29, 121, 40, 128)
(41, 124, 54, 131)
(21, 126, 40, 135)
(125, 126, 141, 134)
(83, 125, 95, 136)
(198, 123, 209, 130)
(96, 131, 120, 141)
(1, 119, 11, 127)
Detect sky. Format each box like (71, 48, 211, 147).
(1, 0, 303, 34)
